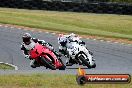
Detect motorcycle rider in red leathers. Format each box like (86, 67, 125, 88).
(21, 33, 60, 68)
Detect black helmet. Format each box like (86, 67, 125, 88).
(22, 33, 31, 45)
(60, 41, 67, 47)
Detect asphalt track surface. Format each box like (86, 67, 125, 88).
(0, 25, 132, 75)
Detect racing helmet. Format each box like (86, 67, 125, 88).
(68, 33, 78, 42)
(22, 33, 31, 45)
(58, 35, 67, 47)
(58, 34, 64, 37)
(69, 33, 76, 37)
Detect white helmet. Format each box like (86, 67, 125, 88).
(68, 33, 77, 42)
(69, 33, 76, 37)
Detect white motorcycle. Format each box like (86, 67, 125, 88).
(66, 42, 96, 68)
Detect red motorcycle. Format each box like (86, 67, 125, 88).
(29, 43, 66, 70)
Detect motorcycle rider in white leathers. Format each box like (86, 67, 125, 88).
(58, 33, 86, 66)
(21, 33, 60, 68)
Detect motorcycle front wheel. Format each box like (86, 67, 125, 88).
(78, 55, 91, 68)
(40, 57, 56, 70)
(91, 63, 96, 68)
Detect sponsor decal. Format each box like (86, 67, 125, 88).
(76, 67, 131, 85)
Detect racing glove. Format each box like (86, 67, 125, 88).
(24, 55, 30, 59)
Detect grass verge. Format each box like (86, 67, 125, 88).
(0, 8, 132, 42)
(0, 63, 14, 70)
(96, 0, 132, 3)
(0, 73, 131, 88)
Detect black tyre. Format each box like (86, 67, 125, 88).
(59, 65, 66, 70)
(91, 63, 96, 68)
(79, 55, 91, 68)
(40, 57, 56, 70)
(58, 58, 66, 70)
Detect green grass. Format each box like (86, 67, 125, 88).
(0, 8, 132, 40)
(0, 73, 131, 88)
(0, 63, 14, 70)
(95, 0, 132, 3)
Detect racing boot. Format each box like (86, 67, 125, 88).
(30, 59, 40, 68)
(31, 64, 39, 68)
